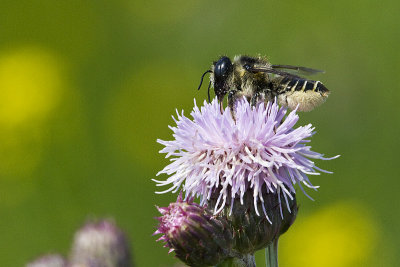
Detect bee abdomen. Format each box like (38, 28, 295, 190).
(278, 77, 329, 94)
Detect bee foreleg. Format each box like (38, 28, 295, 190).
(228, 89, 242, 121)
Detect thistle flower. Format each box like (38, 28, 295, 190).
(154, 193, 235, 266)
(154, 98, 338, 219)
(69, 219, 133, 267)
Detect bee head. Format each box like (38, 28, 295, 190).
(213, 56, 233, 102)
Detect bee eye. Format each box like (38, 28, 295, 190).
(214, 56, 233, 79)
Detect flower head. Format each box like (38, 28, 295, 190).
(154, 98, 337, 218)
(69, 219, 133, 267)
(154, 193, 234, 266)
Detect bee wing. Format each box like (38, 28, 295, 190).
(247, 66, 303, 79)
(272, 64, 325, 76)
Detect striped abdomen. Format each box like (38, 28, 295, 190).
(276, 76, 329, 95)
(275, 76, 330, 112)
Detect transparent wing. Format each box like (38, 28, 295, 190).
(271, 64, 325, 76)
(245, 65, 303, 79)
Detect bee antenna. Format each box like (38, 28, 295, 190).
(197, 70, 212, 91)
(207, 81, 211, 102)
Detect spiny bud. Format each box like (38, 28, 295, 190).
(154, 193, 235, 266)
(69, 219, 133, 267)
(207, 187, 298, 255)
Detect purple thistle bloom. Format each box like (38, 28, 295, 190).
(69, 219, 133, 267)
(154, 98, 338, 219)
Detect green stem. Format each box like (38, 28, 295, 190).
(265, 239, 279, 267)
(216, 254, 256, 267)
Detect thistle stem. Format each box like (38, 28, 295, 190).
(216, 254, 256, 267)
(265, 239, 279, 267)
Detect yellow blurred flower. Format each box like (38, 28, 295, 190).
(0, 46, 63, 127)
(0, 46, 65, 179)
(279, 202, 378, 267)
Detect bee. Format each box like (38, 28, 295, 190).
(198, 55, 330, 114)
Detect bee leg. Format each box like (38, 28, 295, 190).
(228, 89, 240, 121)
(263, 90, 275, 107)
(250, 92, 263, 106)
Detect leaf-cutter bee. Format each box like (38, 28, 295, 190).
(198, 55, 330, 114)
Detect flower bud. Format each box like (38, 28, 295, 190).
(207, 187, 298, 254)
(69, 219, 133, 267)
(155, 194, 235, 266)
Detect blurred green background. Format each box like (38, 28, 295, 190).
(0, 0, 398, 266)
